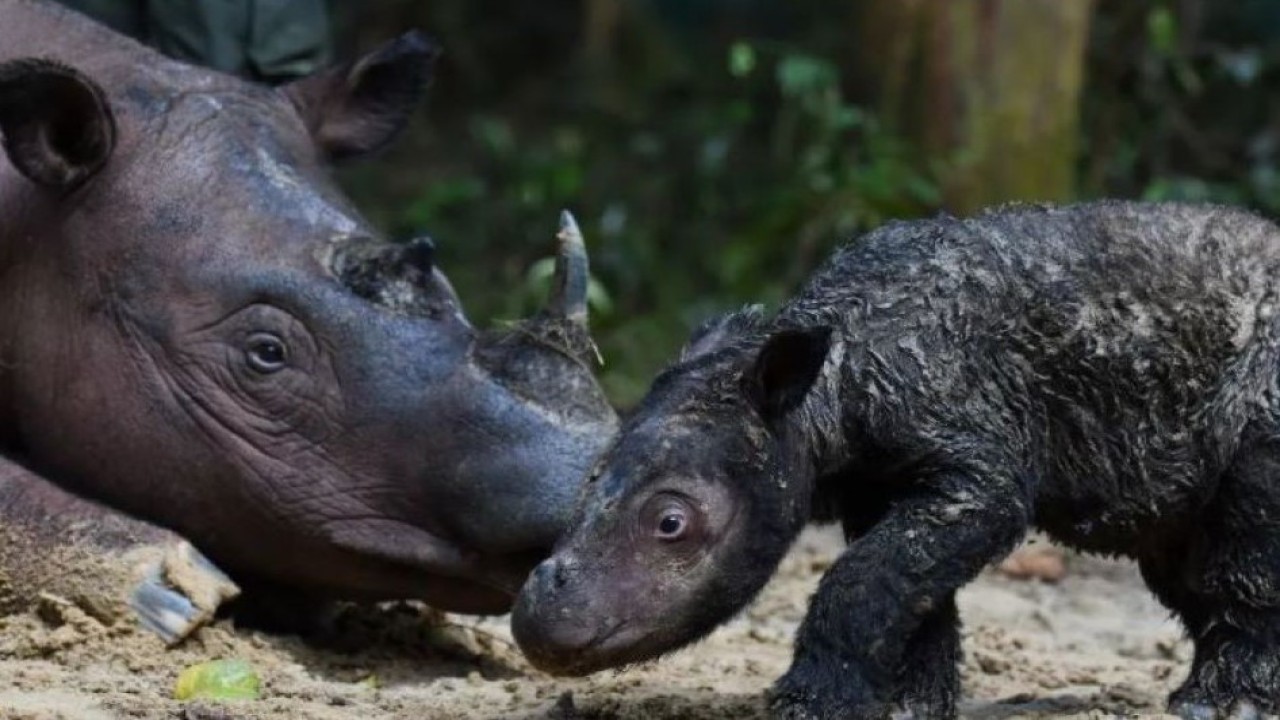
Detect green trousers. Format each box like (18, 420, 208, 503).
(55, 0, 334, 83)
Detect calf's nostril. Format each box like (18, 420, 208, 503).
(532, 560, 553, 585)
(531, 557, 574, 591)
(552, 561, 570, 589)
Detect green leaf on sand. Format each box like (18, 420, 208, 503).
(174, 659, 261, 702)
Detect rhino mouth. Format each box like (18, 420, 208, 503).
(515, 611, 656, 677)
(323, 517, 536, 597)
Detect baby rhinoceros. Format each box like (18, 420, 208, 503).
(514, 200, 1280, 720)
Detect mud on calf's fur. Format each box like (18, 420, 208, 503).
(0, 0, 616, 643)
(514, 200, 1280, 719)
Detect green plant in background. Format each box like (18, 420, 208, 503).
(725, 40, 938, 291)
(1084, 0, 1280, 213)
(350, 32, 934, 406)
(339, 0, 1280, 407)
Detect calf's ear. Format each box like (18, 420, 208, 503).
(682, 305, 766, 362)
(283, 31, 438, 162)
(0, 59, 117, 191)
(745, 327, 833, 422)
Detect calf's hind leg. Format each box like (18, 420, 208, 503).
(1143, 436, 1280, 719)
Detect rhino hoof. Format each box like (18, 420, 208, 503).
(130, 542, 240, 645)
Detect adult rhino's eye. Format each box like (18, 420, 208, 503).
(245, 333, 288, 373)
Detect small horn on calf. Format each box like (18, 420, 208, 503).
(548, 210, 590, 326)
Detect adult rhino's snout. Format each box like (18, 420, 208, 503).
(444, 418, 607, 555)
(435, 211, 618, 564)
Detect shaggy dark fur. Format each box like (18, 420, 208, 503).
(514, 200, 1280, 720)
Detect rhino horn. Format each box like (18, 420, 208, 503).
(547, 210, 590, 327)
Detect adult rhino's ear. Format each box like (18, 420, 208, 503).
(0, 59, 116, 191)
(745, 327, 833, 423)
(283, 31, 438, 162)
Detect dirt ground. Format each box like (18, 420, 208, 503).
(0, 526, 1189, 720)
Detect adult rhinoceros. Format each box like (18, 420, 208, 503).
(0, 0, 617, 642)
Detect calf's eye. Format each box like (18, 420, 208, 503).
(640, 492, 702, 545)
(657, 510, 686, 539)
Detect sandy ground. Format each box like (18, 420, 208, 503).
(0, 527, 1189, 720)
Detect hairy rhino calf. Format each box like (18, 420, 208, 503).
(0, 0, 616, 642)
(515, 201, 1280, 719)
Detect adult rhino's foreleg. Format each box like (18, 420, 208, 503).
(0, 456, 239, 644)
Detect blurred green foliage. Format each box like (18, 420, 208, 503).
(1083, 1, 1280, 212)
(336, 0, 1280, 406)
(341, 1, 933, 404)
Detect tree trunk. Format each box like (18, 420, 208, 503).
(857, 0, 1096, 215)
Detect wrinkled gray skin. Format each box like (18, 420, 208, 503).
(517, 201, 1280, 720)
(0, 0, 616, 639)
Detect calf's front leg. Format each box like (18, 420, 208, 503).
(770, 469, 1029, 720)
(0, 455, 238, 644)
